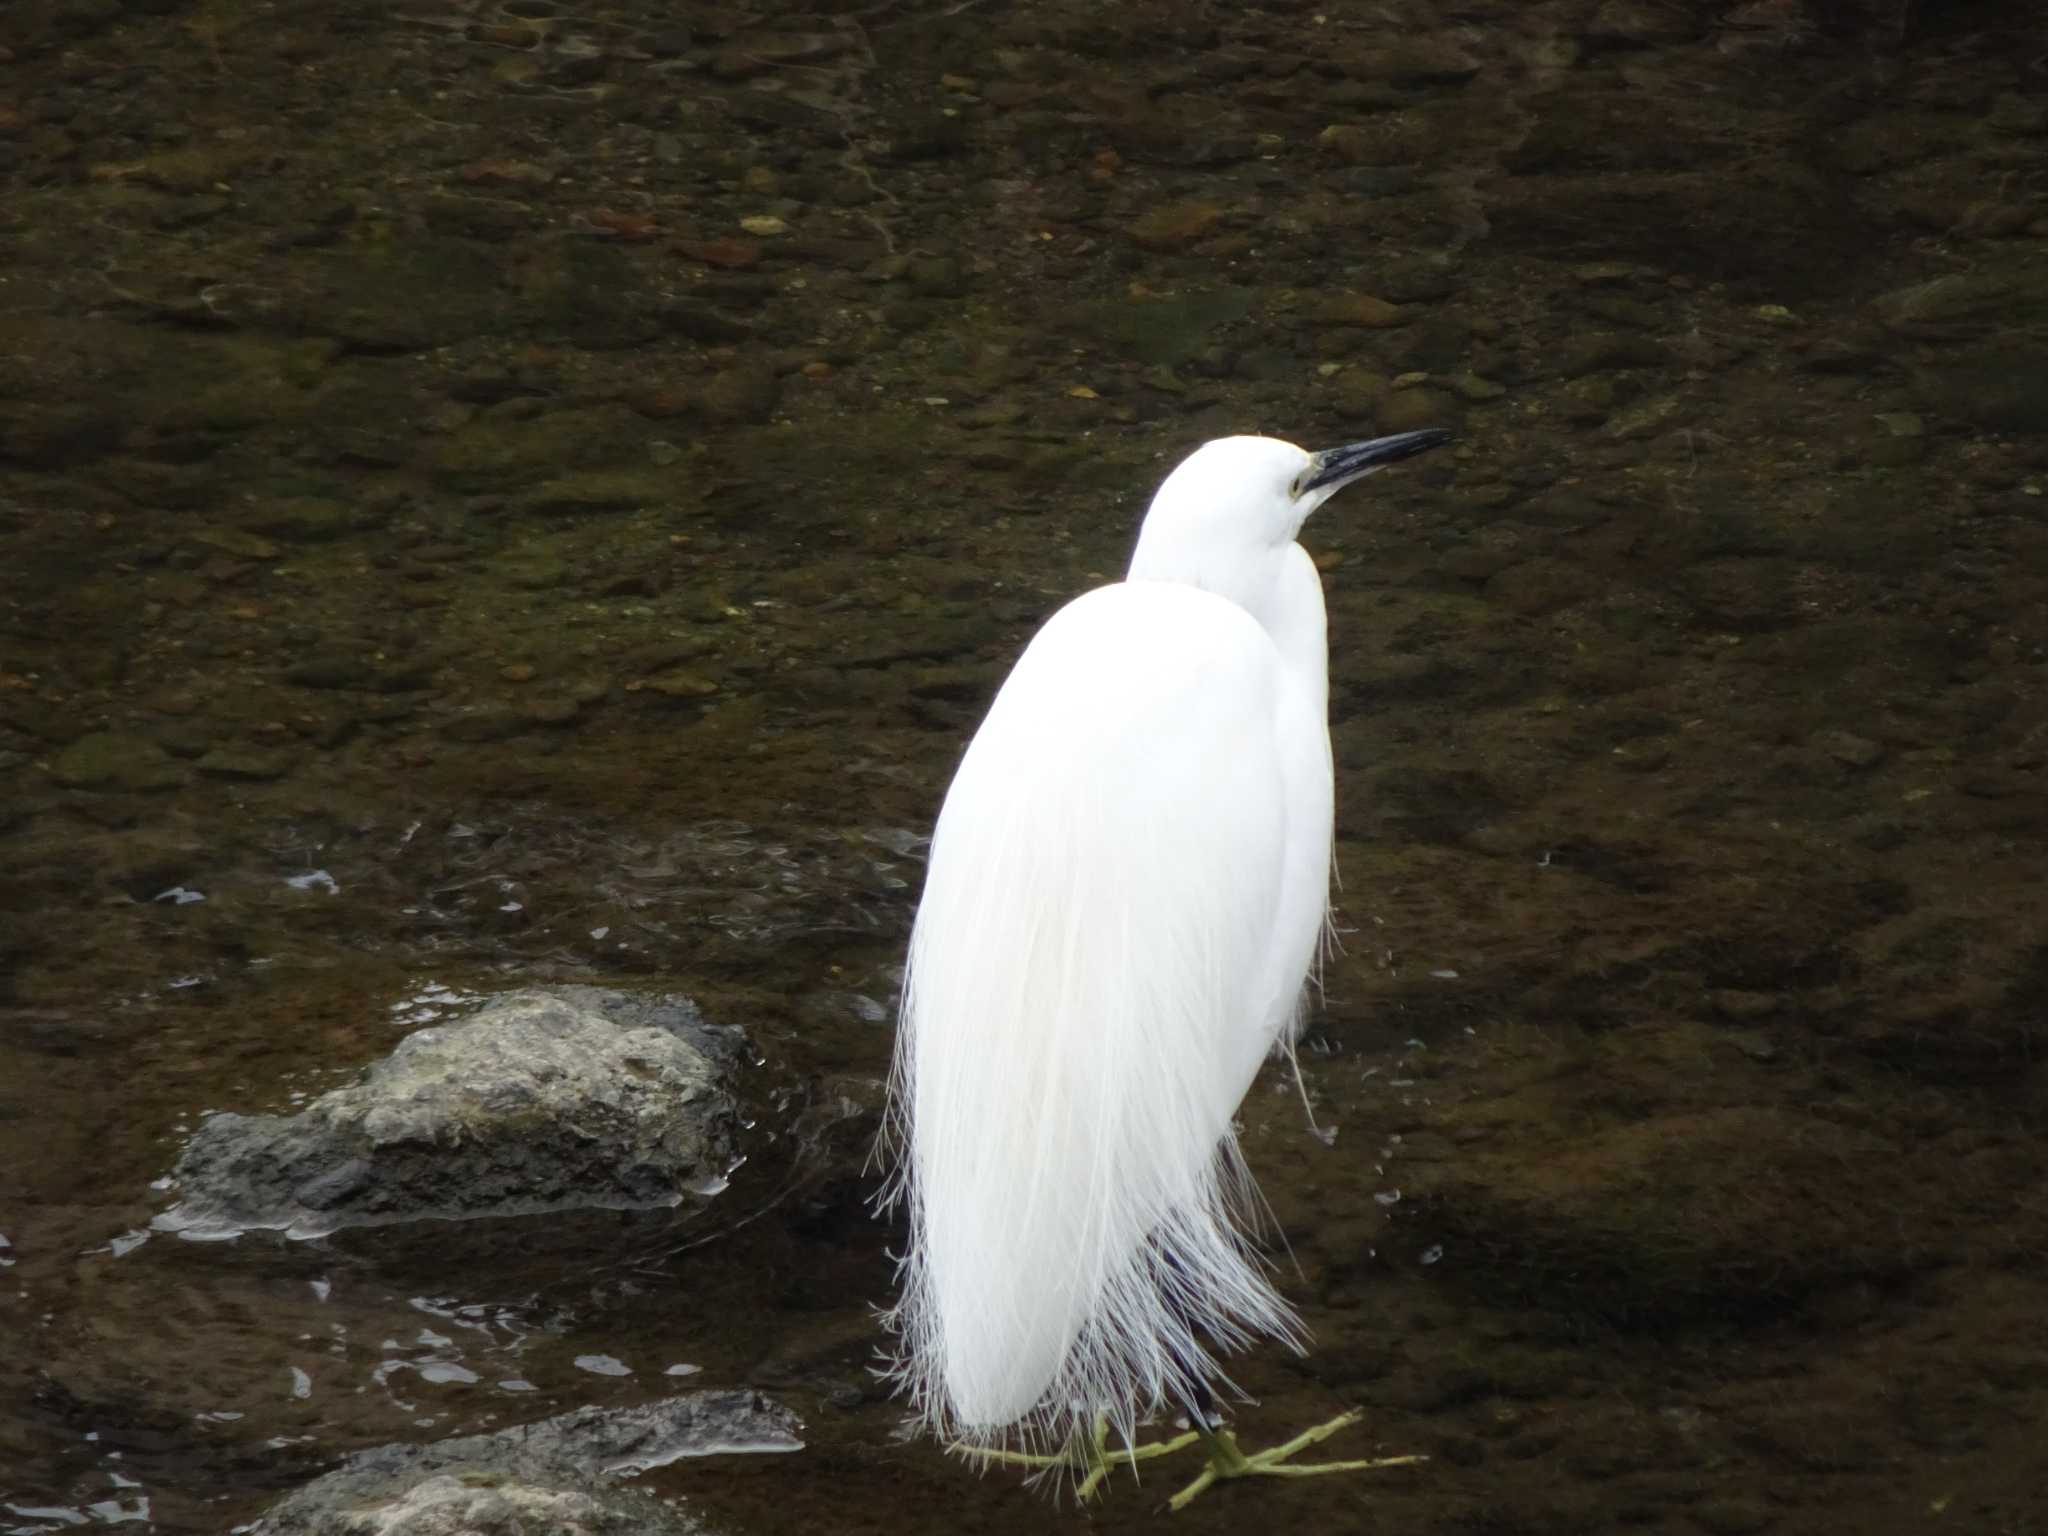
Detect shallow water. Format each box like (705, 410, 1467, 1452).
(3, 0, 2046, 1531)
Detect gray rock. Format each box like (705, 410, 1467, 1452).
(252, 1390, 802, 1536)
(158, 988, 741, 1239)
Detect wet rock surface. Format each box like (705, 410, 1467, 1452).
(253, 1390, 801, 1536)
(160, 988, 742, 1238)
(1, 0, 2045, 1533)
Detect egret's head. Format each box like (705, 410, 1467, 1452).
(1144, 430, 1451, 550)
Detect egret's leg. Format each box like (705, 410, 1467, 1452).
(1165, 1409, 1426, 1511)
(956, 1415, 1206, 1499)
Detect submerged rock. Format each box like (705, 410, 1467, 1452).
(251, 1390, 802, 1536)
(159, 988, 742, 1239)
(48, 732, 184, 793)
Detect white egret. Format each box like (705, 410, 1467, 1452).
(880, 429, 1449, 1507)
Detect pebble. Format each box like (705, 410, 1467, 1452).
(738, 215, 787, 237)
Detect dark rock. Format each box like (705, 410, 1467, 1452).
(905, 255, 970, 298)
(243, 498, 354, 543)
(421, 192, 532, 243)
(1505, 89, 1741, 176)
(1910, 346, 2048, 433)
(513, 471, 671, 516)
(1313, 291, 1406, 330)
(294, 240, 511, 352)
(882, 108, 968, 161)
(547, 53, 608, 87)
(430, 404, 651, 494)
(1069, 288, 1258, 367)
(726, 91, 832, 133)
(1556, 332, 1674, 377)
(1694, 1498, 1775, 1535)
(157, 988, 743, 1239)
(283, 655, 434, 692)
(1371, 259, 1461, 305)
(696, 363, 779, 425)
(436, 708, 532, 743)
(250, 1390, 800, 1535)
(1584, 0, 1701, 47)
(660, 299, 756, 343)
(1487, 557, 1602, 616)
(1389, 317, 1472, 374)
(1679, 557, 1796, 631)
(514, 239, 675, 349)
(194, 747, 298, 781)
(184, 528, 278, 561)
(1329, 39, 1480, 87)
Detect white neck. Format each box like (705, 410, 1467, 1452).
(1125, 535, 1329, 707)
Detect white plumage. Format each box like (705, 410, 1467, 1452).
(881, 431, 1448, 1469)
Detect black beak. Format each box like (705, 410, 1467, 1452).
(1301, 428, 1452, 494)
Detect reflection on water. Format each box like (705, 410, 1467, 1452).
(3, 0, 2046, 1531)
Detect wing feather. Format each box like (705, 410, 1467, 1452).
(883, 580, 1319, 1452)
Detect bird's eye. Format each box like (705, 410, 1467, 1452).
(1289, 473, 1307, 499)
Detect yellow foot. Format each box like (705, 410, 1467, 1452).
(954, 1414, 1205, 1500)
(1166, 1408, 1426, 1511)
